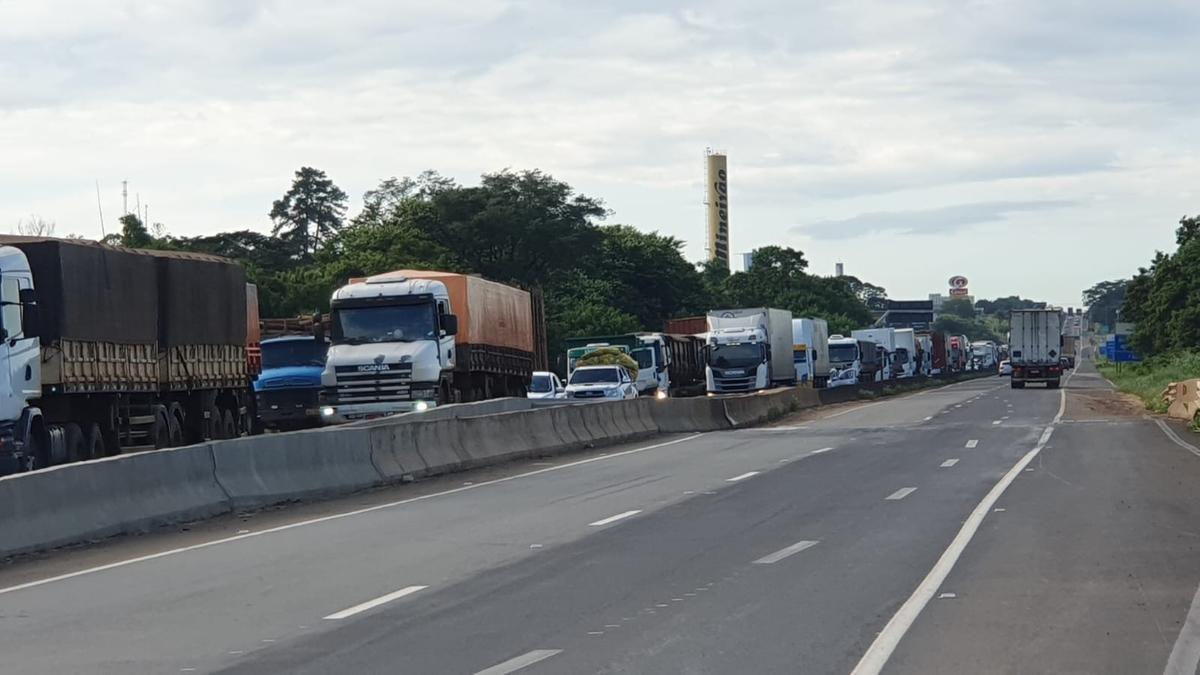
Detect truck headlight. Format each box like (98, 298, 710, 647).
(606, 388, 622, 398)
(321, 406, 336, 417)
(655, 390, 668, 400)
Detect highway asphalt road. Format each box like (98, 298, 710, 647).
(4, 359, 1200, 674)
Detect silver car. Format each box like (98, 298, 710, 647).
(564, 365, 638, 401)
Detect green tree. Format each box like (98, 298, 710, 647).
(974, 296, 1045, 318)
(270, 167, 348, 258)
(1082, 279, 1128, 330)
(115, 213, 155, 248)
(941, 298, 975, 319)
(933, 315, 1002, 343)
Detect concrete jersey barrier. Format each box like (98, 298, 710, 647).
(0, 444, 229, 558)
(211, 428, 381, 509)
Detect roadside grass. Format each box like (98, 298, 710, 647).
(1097, 352, 1200, 413)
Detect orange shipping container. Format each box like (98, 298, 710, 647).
(394, 270, 533, 354)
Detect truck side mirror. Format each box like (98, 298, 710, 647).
(18, 288, 38, 339)
(441, 313, 459, 336)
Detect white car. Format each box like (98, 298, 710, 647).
(564, 365, 639, 401)
(527, 371, 565, 400)
(998, 359, 1013, 376)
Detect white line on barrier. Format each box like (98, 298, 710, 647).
(588, 510, 641, 527)
(474, 649, 564, 675)
(0, 434, 706, 597)
(323, 585, 427, 620)
(850, 386, 1065, 675)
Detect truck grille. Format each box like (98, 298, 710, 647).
(328, 364, 414, 403)
(713, 376, 755, 392)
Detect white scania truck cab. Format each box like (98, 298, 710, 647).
(320, 273, 458, 423)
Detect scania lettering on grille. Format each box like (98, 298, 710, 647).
(357, 364, 391, 372)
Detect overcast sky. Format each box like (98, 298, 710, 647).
(3, 0, 1197, 308)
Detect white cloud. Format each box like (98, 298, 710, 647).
(0, 0, 1196, 306)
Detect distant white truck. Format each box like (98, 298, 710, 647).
(893, 328, 917, 379)
(705, 308, 795, 394)
(791, 318, 830, 387)
(827, 335, 882, 387)
(1009, 309, 1064, 389)
(852, 328, 897, 381)
(970, 340, 998, 371)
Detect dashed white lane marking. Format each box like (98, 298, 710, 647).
(886, 487, 918, 501)
(726, 471, 760, 483)
(811, 447, 834, 455)
(753, 540, 819, 564)
(940, 459, 959, 468)
(992, 420, 1002, 425)
(938, 593, 957, 599)
(589, 510, 642, 527)
(475, 649, 564, 675)
(965, 440, 979, 448)
(323, 585, 428, 620)
(923, 416, 933, 421)
(850, 387, 1064, 675)
(954, 404, 962, 408)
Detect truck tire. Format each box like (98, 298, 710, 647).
(168, 403, 186, 446)
(1011, 381, 1025, 389)
(221, 409, 237, 439)
(84, 423, 106, 459)
(151, 406, 171, 449)
(63, 423, 86, 463)
(1047, 379, 1060, 389)
(207, 404, 224, 439)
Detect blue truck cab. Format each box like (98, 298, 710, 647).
(254, 335, 330, 430)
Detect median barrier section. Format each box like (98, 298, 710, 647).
(650, 395, 731, 433)
(0, 444, 229, 558)
(621, 398, 660, 437)
(212, 428, 381, 508)
(367, 422, 430, 481)
(407, 417, 471, 476)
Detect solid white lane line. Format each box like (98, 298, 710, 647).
(940, 459, 959, 468)
(726, 471, 760, 483)
(850, 387, 1065, 675)
(0, 434, 706, 597)
(811, 447, 834, 454)
(885, 487, 917, 501)
(475, 649, 563, 675)
(589, 510, 642, 527)
(753, 540, 820, 565)
(965, 440, 978, 448)
(818, 399, 888, 419)
(1155, 420, 1200, 675)
(323, 585, 427, 620)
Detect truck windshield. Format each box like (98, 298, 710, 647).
(893, 348, 910, 364)
(632, 347, 654, 371)
(828, 343, 858, 364)
(709, 343, 764, 369)
(262, 340, 329, 369)
(570, 369, 619, 384)
(332, 305, 437, 344)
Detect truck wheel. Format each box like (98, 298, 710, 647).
(221, 410, 238, 439)
(207, 404, 224, 439)
(1011, 381, 1025, 389)
(84, 423, 106, 459)
(63, 423, 86, 463)
(168, 403, 186, 446)
(1047, 380, 1060, 389)
(152, 406, 171, 449)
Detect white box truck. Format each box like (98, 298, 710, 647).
(1009, 309, 1064, 389)
(705, 308, 794, 394)
(852, 327, 897, 380)
(893, 328, 917, 379)
(792, 318, 830, 387)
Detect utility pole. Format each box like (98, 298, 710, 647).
(122, 180, 128, 215)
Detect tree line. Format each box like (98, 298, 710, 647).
(1090, 215, 1200, 356)
(108, 166, 885, 365)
